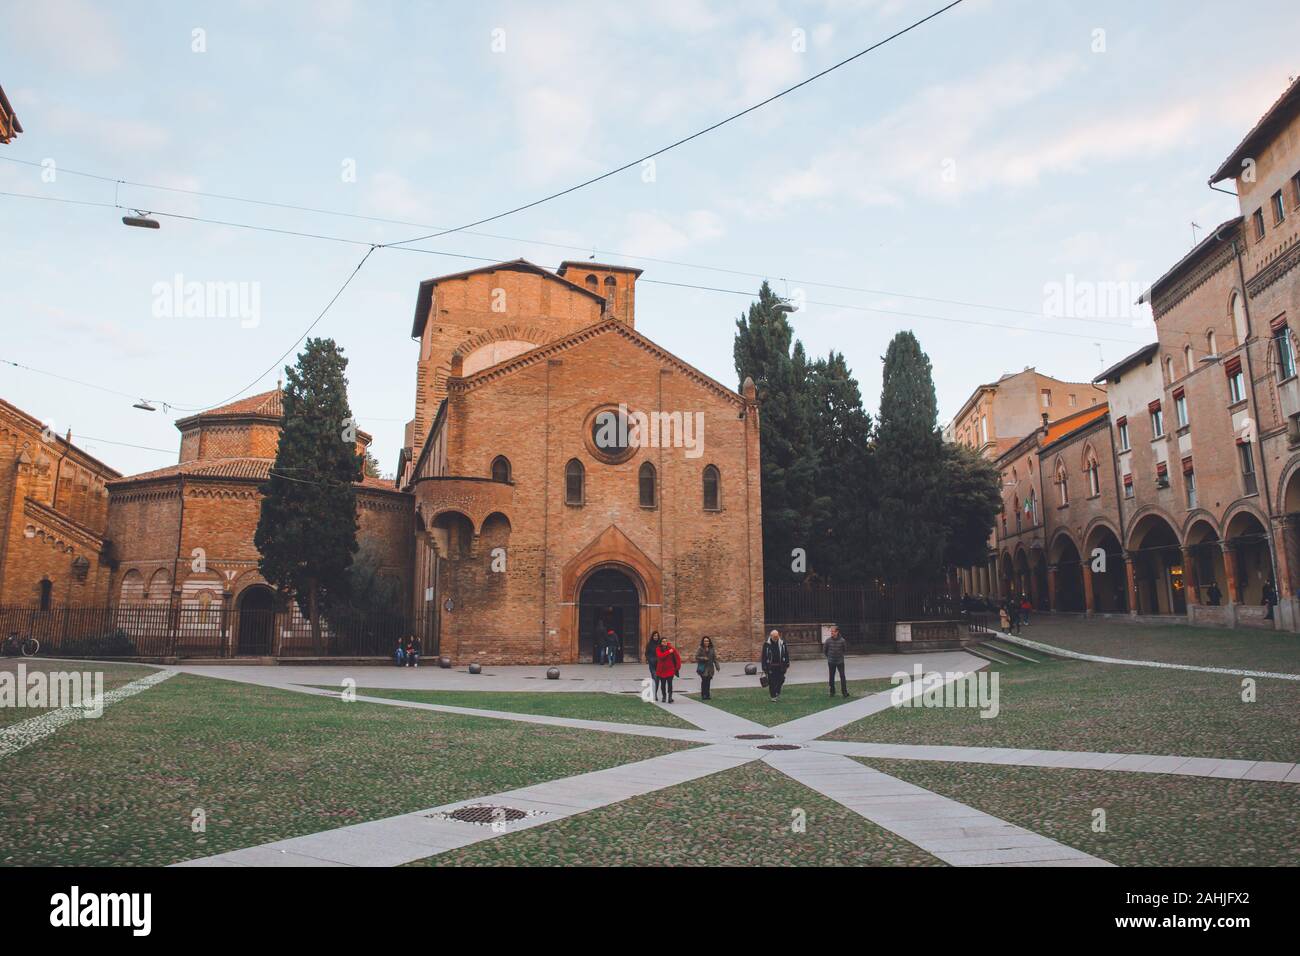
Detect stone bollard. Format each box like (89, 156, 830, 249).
(744, 663, 758, 675)
(468, 662, 482, 675)
(438, 656, 452, 669)
(546, 666, 560, 680)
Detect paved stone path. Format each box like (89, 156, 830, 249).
(995, 631, 1300, 681)
(0, 668, 175, 761)
(806, 740, 1300, 783)
(171, 659, 1297, 868)
(765, 749, 1110, 866)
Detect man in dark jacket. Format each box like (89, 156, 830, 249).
(761, 629, 790, 701)
(823, 625, 849, 697)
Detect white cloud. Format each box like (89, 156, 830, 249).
(618, 209, 725, 258)
(8, 0, 124, 74)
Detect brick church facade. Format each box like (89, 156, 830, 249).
(401, 260, 765, 664)
(0, 259, 765, 663)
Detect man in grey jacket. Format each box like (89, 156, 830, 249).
(824, 625, 849, 697)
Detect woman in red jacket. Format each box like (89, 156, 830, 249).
(655, 639, 682, 703)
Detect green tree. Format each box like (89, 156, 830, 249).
(255, 338, 360, 653)
(806, 351, 873, 582)
(734, 282, 825, 585)
(940, 441, 1002, 570)
(873, 331, 946, 585)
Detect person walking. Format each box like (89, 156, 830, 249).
(1263, 580, 1277, 621)
(1019, 596, 1032, 627)
(603, 628, 620, 667)
(823, 625, 849, 698)
(695, 636, 719, 700)
(646, 631, 664, 701)
(761, 629, 789, 701)
(655, 637, 682, 703)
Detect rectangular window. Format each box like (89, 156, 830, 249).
(1150, 407, 1164, 437)
(1087, 464, 1100, 497)
(1069, 393, 1077, 407)
(1156, 461, 1169, 487)
(1293, 171, 1300, 208)
(1239, 441, 1258, 495)
(1183, 458, 1196, 509)
(1253, 207, 1266, 241)
(1272, 189, 1286, 226)
(1229, 369, 1246, 403)
(1123, 474, 1134, 498)
(1174, 391, 1188, 428)
(1117, 418, 1130, 451)
(980, 415, 988, 443)
(1275, 324, 1296, 379)
(1041, 389, 1052, 408)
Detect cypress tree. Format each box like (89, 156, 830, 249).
(873, 331, 946, 585)
(254, 338, 360, 653)
(734, 282, 823, 585)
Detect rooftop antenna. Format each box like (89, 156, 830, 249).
(1190, 221, 1201, 246)
(1094, 342, 1104, 368)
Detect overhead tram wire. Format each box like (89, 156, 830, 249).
(2, 187, 1140, 332)
(378, 0, 965, 251)
(4, 155, 1072, 323)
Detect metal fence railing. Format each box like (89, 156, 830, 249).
(0, 605, 421, 660)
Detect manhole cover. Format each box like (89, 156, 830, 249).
(734, 733, 775, 740)
(428, 804, 544, 826)
(757, 743, 802, 751)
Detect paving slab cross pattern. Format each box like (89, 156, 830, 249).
(170, 661, 1298, 868)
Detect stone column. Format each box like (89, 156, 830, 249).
(1081, 562, 1095, 615)
(1221, 543, 1239, 605)
(1182, 546, 1199, 601)
(1047, 564, 1059, 612)
(1124, 552, 1139, 617)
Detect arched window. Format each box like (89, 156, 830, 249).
(1027, 490, 1037, 524)
(584, 274, 598, 292)
(1086, 457, 1100, 497)
(491, 455, 511, 483)
(39, 578, 53, 612)
(1014, 496, 1022, 532)
(702, 465, 721, 511)
(1165, 355, 1175, 383)
(565, 459, 584, 505)
(1231, 291, 1247, 344)
(638, 461, 656, 508)
(603, 275, 618, 312)
(1207, 330, 1218, 356)
(1184, 344, 1194, 374)
(1056, 460, 1069, 507)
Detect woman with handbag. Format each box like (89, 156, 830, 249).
(646, 631, 664, 701)
(694, 636, 719, 700)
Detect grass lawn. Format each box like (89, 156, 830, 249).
(412, 759, 944, 866)
(699, 678, 894, 727)
(0, 673, 690, 866)
(826, 658, 1300, 763)
(858, 757, 1300, 867)
(327, 686, 696, 730)
(1017, 618, 1300, 673)
(0, 659, 159, 728)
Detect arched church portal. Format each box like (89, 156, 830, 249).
(578, 567, 642, 663)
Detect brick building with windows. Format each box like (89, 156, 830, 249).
(401, 259, 764, 664)
(954, 76, 1300, 632)
(102, 389, 412, 655)
(0, 400, 119, 611)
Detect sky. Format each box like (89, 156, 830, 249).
(1, 0, 1296, 477)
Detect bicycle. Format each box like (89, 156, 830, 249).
(2, 633, 39, 657)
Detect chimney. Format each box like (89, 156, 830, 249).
(1041, 412, 1050, 431)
